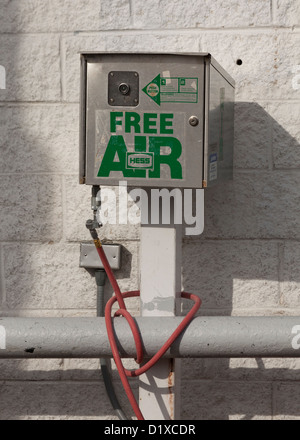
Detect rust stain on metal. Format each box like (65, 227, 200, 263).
(168, 359, 175, 420)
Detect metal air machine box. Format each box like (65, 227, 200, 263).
(79, 53, 234, 188)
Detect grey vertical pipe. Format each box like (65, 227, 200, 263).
(0, 316, 300, 358)
(95, 270, 127, 420)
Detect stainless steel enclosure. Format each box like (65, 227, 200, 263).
(79, 52, 235, 188)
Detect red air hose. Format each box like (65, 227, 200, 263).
(92, 236, 201, 420)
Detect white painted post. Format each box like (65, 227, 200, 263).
(138, 195, 182, 420)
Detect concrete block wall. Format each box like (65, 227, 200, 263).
(0, 0, 299, 420)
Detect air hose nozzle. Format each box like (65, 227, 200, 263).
(85, 219, 99, 240)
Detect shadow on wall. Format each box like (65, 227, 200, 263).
(181, 102, 300, 419)
(183, 101, 300, 312)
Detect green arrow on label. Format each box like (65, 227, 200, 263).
(142, 74, 161, 105)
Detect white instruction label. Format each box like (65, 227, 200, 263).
(0, 325, 6, 349)
(209, 153, 218, 181)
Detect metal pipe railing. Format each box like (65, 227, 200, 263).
(0, 316, 300, 358)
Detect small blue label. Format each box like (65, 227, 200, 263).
(209, 153, 218, 163)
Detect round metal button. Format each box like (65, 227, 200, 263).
(189, 116, 199, 126)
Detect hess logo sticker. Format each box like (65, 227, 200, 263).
(126, 152, 154, 170)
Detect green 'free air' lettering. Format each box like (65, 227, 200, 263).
(149, 137, 182, 179)
(97, 135, 145, 178)
(97, 135, 182, 179)
(98, 111, 182, 180)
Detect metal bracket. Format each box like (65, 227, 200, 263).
(79, 242, 121, 270)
